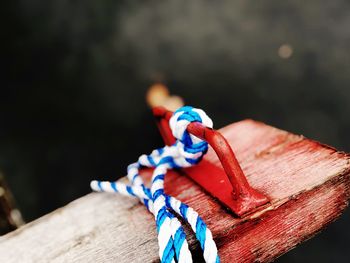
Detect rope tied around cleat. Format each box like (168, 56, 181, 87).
(91, 106, 220, 263)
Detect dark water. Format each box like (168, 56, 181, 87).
(3, 0, 350, 261)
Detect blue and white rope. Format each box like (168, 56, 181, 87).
(91, 106, 220, 263)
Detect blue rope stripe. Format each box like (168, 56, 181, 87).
(90, 106, 220, 263)
(165, 195, 220, 263)
(196, 218, 207, 251)
(152, 174, 165, 183)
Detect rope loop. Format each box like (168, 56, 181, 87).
(91, 106, 220, 263)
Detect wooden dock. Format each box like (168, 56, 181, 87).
(0, 119, 349, 262)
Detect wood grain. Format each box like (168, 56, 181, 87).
(0, 119, 349, 262)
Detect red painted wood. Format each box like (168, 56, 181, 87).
(140, 119, 350, 262)
(152, 107, 269, 216)
(1, 119, 348, 262)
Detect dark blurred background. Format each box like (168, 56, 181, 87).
(2, 0, 350, 261)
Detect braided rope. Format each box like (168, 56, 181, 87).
(91, 106, 220, 263)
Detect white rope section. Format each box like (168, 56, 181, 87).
(91, 106, 220, 263)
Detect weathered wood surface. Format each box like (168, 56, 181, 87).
(0, 120, 349, 262)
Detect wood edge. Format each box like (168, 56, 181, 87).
(215, 165, 350, 262)
(270, 167, 350, 262)
(0, 193, 96, 242)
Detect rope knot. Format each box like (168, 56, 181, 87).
(169, 106, 213, 165)
(91, 106, 220, 263)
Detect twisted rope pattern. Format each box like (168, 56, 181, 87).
(91, 106, 220, 263)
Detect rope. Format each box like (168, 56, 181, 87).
(90, 106, 220, 263)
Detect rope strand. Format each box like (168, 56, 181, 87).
(90, 106, 220, 263)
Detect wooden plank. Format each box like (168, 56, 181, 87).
(0, 119, 349, 262)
